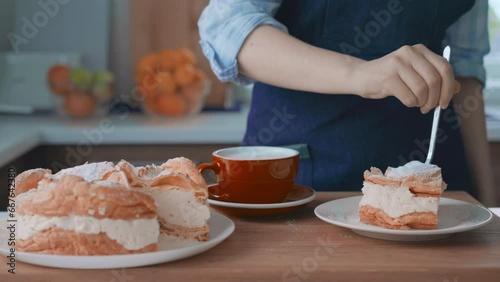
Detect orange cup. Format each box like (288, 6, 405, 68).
(198, 146, 299, 204)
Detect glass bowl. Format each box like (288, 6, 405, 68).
(141, 80, 211, 118)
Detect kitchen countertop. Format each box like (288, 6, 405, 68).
(1, 105, 500, 168)
(1, 191, 499, 282)
(0, 109, 248, 168)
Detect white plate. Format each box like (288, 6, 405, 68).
(0, 211, 234, 269)
(314, 196, 494, 241)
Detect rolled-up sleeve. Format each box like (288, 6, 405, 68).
(444, 0, 490, 85)
(198, 0, 287, 85)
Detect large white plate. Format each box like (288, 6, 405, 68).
(0, 211, 234, 269)
(314, 196, 493, 241)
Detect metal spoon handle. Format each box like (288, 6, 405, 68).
(425, 106, 441, 164)
(425, 46, 450, 165)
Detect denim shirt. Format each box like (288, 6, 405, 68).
(198, 0, 489, 85)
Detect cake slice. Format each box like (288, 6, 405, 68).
(15, 157, 211, 249)
(359, 161, 447, 230)
(114, 157, 210, 241)
(16, 175, 159, 255)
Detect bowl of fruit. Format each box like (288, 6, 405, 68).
(47, 65, 114, 118)
(136, 48, 210, 117)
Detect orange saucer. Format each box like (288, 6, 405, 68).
(207, 184, 316, 217)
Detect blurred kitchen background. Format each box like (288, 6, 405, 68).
(0, 0, 252, 114)
(0, 0, 252, 208)
(1, 0, 500, 206)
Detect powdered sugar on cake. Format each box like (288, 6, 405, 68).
(385, 161, 439, 178)
(136, 165, 165, 180)
(385, 161, 444, 188)
(54, 162, 115, 182)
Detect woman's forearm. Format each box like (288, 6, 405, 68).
(237, 25, 459, 113)
(454, 77, 496, 205)
(237, 25, 363, 94)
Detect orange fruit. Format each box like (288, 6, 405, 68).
(64, 91, 97, 117)
(157, 94, 188, 117)
(158, 90, 177, 98)
(155, 72, 177, 93)
(138, 72, 160, 95)
(192, 68, 207, 83)
(159, 50, 179, 72)
(174, 64, 197, 86)
(144, 94, 160, 113)
(176, 48, 197, 66)
(47, 64, 71, 96)
(136, 71, 147, 83)
(137, 53, 159, 74)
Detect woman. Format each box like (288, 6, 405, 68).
(198, 0, 494, 199)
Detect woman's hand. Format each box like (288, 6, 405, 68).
(353, 44, 460, 113)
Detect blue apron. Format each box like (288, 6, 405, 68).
(242, 0, 476, 194)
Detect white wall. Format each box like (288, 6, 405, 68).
(11, 0, 110, 71)
(109, 0, 132, 98)
(0, 0, 131, 97)
(0, 0, 16, 52)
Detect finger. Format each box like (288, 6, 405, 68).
(427, 57, 454, 109)
(405, 48, 441, 113)
(393, 75, 418, 108)
(420, 82, 439, 114)
(414, 44, 455, 109)
(398, 66, 429, 107)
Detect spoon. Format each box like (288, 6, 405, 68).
(425, 46, 451, 165)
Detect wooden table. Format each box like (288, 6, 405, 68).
(3, 192, 500, 282)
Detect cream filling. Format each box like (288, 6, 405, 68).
(359, 182, 439, 218)
(18, 214, 159, 250)
(149, 187, 210, 228)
